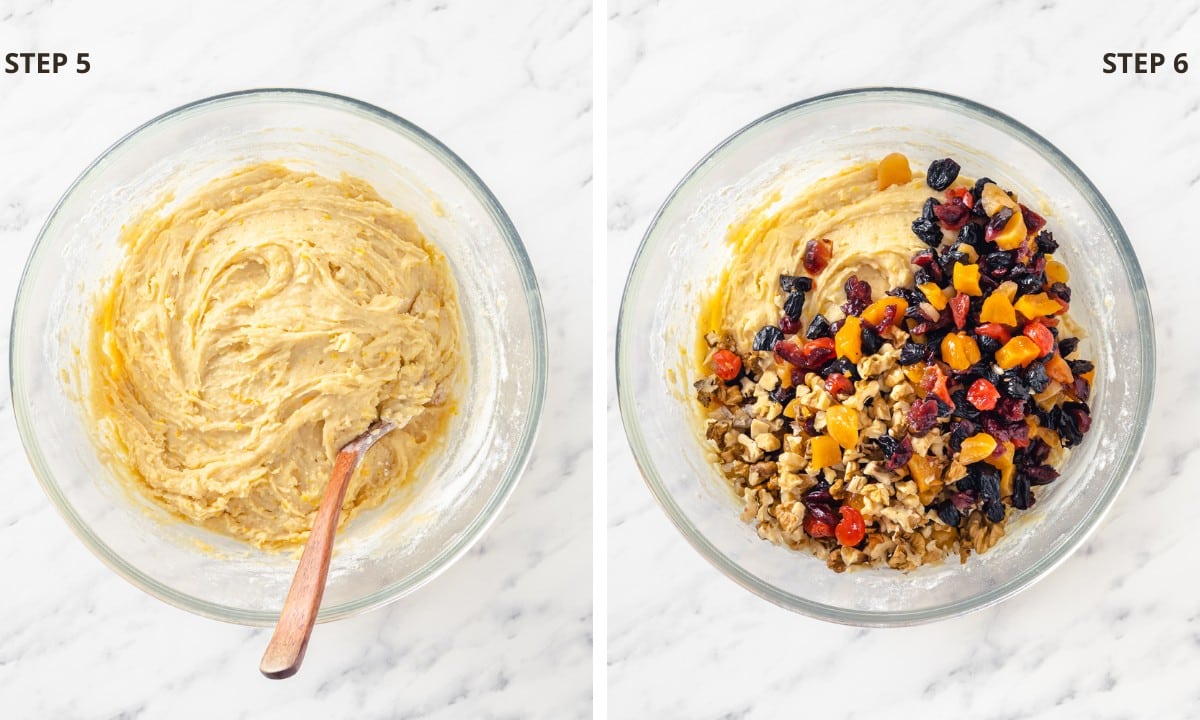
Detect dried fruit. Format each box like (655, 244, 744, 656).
(979, 293, 1017, 325)
(934, 199, 971, 231)
(952, 263, 982, 296)
(995, 336, 1041, 369)
(835, 315, 864, 363)
(779, 315, 800, 335)
(941, 332, 981, 371)
(825, 405, 860, 450)
(911, 217, 944, 247)
(959, 432, 998, 464)
(1044, 353, 1074, 384)
(835, 506, 866, 547)
(1019, 204, 1047, 233)
(861, 325, 884, 356)
(967, 378, 1000, 411)
(803, 238, 834, 274)
(783, 291, 805, 319)
(1014, 292, 1062, 319)
(780, 274, 813, 293)
(803, 512, 835, 539)
(918, 282, 948, 310)
(875, 434, 914, 470)
(777, 337, 836, 370)
(809, 434, 842, 470)
(936, 501, 961, 527)
(926, 158, 961, 191)
(1045, 259, 1069, 284)
(711, 349, 741, 381)
(921, 364, 956, 408)
(806, 314, 832, 339)
(878, 152, 913, 189)
(1023, 321, 1055, 357)
(1035, 230, 1058, 254)
(861, 297, 907, 328)
(842, 276, 873, 316)
(753, 325, 784, 351)
(907, 398, 940, 435)
(949, 294, 970, 329)
(824, 372, 852, 396)
(898, 342, 934, 365)
(958, 222, 985, 250)
(907, 453, 942, 503)
(985, 206, 1028, 251)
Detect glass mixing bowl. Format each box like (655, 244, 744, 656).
(617, 87, 1154, 625)
(12, 89, 546, 624)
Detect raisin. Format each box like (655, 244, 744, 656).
(1049, 282, 1072, 303)
(1010, 475, 1034, 510)
(860, 325, 883, 355)
(1072, 377, 1091, 402)
(921, 197, 940, 223)
(977, 334, 1000, 358)
(1035, 230, 1058, 254)
(806, 314, 832, 340)
(783, 291, 805, 320)
(1058, 337, 1080, 357)
(752, 325, 784, 352)
(1023, 464, 1060, 486)
(1025, 362, 1050, 393)
(820, 357, 860, 381)
(958, 223, 985, 250)
(926, 158, 961, 191)
(936, 501, 962, 527)
(911, 217, 944, 247)
(948, 418, 977, 452)
(769, 384, 796, 405)
(984, 499, 1006, 522)
(976, 465, 1002, 502)
(898, 342, 934, 365)
(780, 274, 812, 294)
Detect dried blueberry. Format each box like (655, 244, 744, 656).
(752, 325, 784, 352)
(926, 158, 961, 191)
(977, 334, 1001, 358)
(782, 291, 805, 320)
(971, 177, 994, 202)
(1034, 230, 1058, 254)
(1068, 359, 1094, 376)
(957, 223, 985, 250)
(911, 217, 944, 247)
(1049, 282, 1071, 303)
(950, 389, 980, 420)
(981, 251, 1015, 278)
(806, 314, 832, 340)
(939, 248, 968, 278)
(860, 325, 883, 355)
(780, 274, 812, 294)
(936, 501, 962, 527)
(898, 341, 934, 365)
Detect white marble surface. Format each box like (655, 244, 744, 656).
(0, 0, 591, 717)
(609, 1, 1199, 717)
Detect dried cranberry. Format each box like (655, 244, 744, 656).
(1023, 464, 1059, 486)
(985, 207, 1015, 242)
(779, 337, 836, 370)
(1071, 377, 1091, 402)
(1019, 204, 1047, 233)
(782, 291, 805, 320)
(780, 274, 812, 293)
(911, 217, 944, 247)
(803, 238, 833, 274)
(907, 398, 940, 435)
(842, 276, 873, 316)
(801, 482, 833, 506)
(752, 325, 784, 352)
(806, 314, 832, 340)
(779, 315, 800, 335)
(996, 397, 1027, 423)
(934, 200, 971, 231)
(824, 373, 853, 396)
(803, 513, 835, 539)
(926, 158, 961, 191)
(950, 491, 975, 511)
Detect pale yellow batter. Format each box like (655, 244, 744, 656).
(85, 163, 463, 549)
(701, 161, 931, 351)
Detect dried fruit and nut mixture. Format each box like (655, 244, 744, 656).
(695, 154, 1095, 572)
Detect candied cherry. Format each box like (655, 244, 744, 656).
(1023, 321, 1055, 357)
(835, 506, 866, 547)
(803, 513, 836, 539)
(824, 372, 853, 396)
(711, 349, 741, 381)
(804, 238, 834, 274)
(967, 378, 1000, 411)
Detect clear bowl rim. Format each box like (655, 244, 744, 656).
(10, 88, 549, 626)
(616, 86, 1156, 626)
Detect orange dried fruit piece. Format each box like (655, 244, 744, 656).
(1045, 259, 1069, 284)
(907, 453, 942, 505)
(996, 281, 1019, 302)
(992, 211, 1028, 251)
(835, 315, 864, 363)
(877, 152, 913, 190)
(980, 182, 1018, 215)
(958, 432, 998, 464)
(1044, 352, 1074, 384)
(825, 405, 859, 450)
(1014, 292, 1062, 319)
(918, 282, 948, 311)
(809, 434, 842, 470)
(861, 297, 908, 328)
(940, 332, 981, 371)
(952, 262, 982, 296)
(995, 336, 1041, 369)
(980, 293, 1017, 325)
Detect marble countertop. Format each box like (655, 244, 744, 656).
(608, 0, 1199, 717)
(0, 0, 591, 717)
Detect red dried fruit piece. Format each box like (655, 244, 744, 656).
(1019, 203, 1046, 233)
(835, 506, 866, 547)
(920, 364, 956, 408)
(803, 513, 835, 539)
(950, 293, 970, 329)
(906, 398, 940, 434)
(1023, 321, 1055, 357)
(842, 275, 873, 316)
(779, 315, 800, 335)
(824, 372, 853, 396)
(934, 199, 971, 231)
(946, 186, 975, 209)
(967, 378, 1000, 411)
(803, 238, 834, 275)
(711, 349, 741, 381)
(975, 323, 1012, 344)
(776, 337, 835, 370)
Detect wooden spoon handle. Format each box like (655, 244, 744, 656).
(260, 447, 362, 679)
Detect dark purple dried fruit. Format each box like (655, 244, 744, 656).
(1024, 362, 1050, 393)
(804, 502, 838, 529)
(976, 465, 1002, 502)
(769, 384, 796, 405)
(860, 325, 883, 355)
(1071, 377, 1091, 402)
(806, 314, 832, 340)
(1058, 337, 1080, 357)
(934, 201, 970, 229)
(780, 274, 812, 294)
(981, 251, 1016, 278)
(783, 291, 805, 320)
(998, 371, 1031, 400)
(985, 207, 1015, 242)
(1023, 464, 1059, 486)
(971, 177, 994, 201)
(977, 334, 1001, 357)
(1034, 230, 1058, 254)
(957, 223, 985, 250)
(950, 491, 975, 511)
(950, 389, 980, 420)
(948, 418, 977, 452)
(753, 325, 784, 352)
(1068, 359, 1094, 376)
(921, 197, 940, 223)
(936, 501, 962, 527)
(911, 217, 944, 247)
(875, 434, 914, 470)
(779, 315, 800, 335)
(926, 158, 961, 191)
(1048, 282, 1071, 303)
(820, 357, 860, 381)
(906, 398, 940, 435)
(898, 341, 934, 365)
(842, 276, 873, 316)
(1010, 475, 1034, 510)
(984, 498, 1006, 522)
(996, 397, 1027, 423)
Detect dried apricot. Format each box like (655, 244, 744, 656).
(878, 152, 913, 190)
(952, 263, 982, 296)
(995, 336, 1040, 369)
(835, 315, 864, 363)
(861, 297, 907, 328)
(940, 332, 981, 371)
(825, 405, 860, 450)
(809, 434, 842, 470)
(959, 432, 998, 464)
(980, 293, 1017, 325)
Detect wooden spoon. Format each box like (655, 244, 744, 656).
(260, 419, 397, 679)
